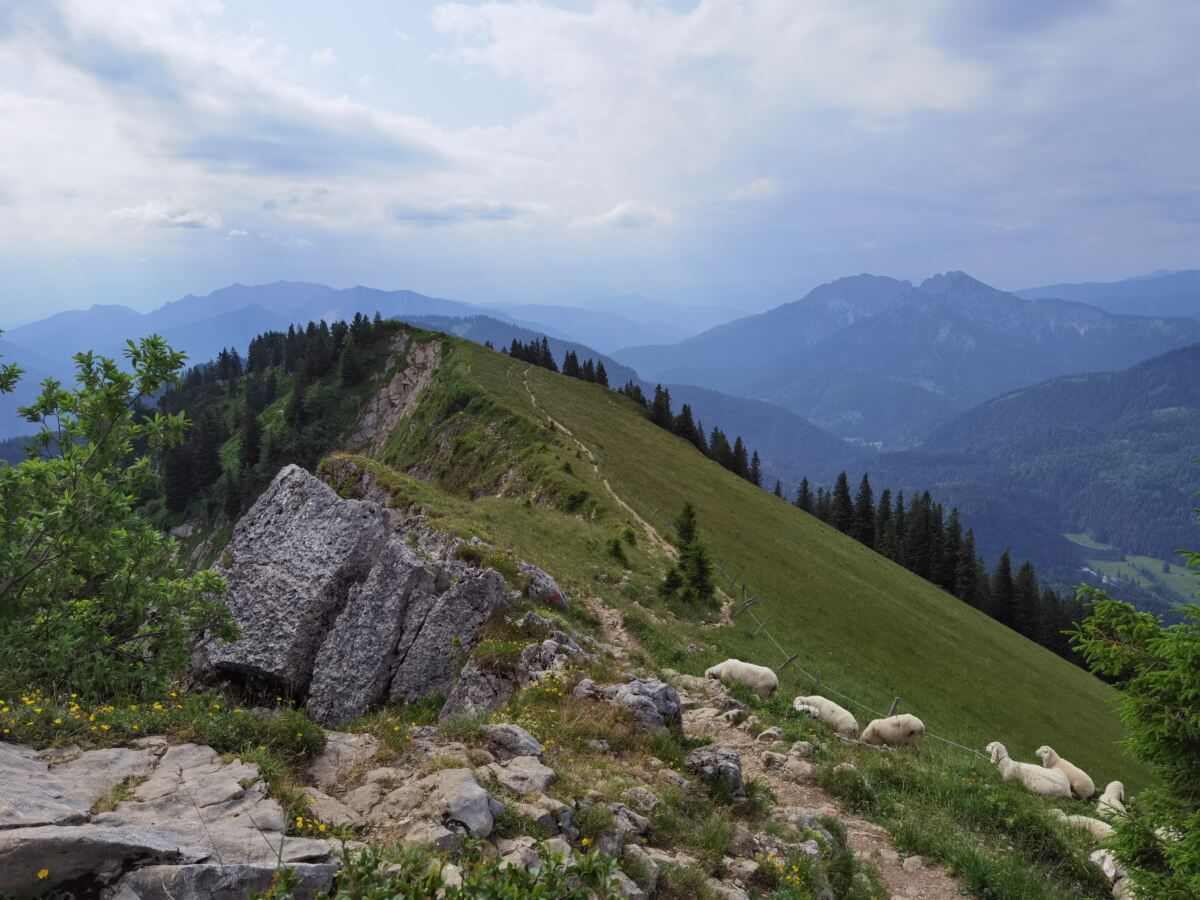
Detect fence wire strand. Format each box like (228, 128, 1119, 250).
(611, 477, 991, 762)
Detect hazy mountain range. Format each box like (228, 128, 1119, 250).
(1017, 269, 1200, 318)
(614, 270, 1200, 447)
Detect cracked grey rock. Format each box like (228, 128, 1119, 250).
(102, 863, 338, 900)
(485, 724, 543, 761)
(483, 755, 556, 796)
(685, 745, 746, 802)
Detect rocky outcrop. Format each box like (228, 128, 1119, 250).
(362, 768, 504, 850)
(197, 465, 509, 724)
(573, 677, 682, 732)
(102, 863, 337, 900)
(518, 561, 568, 607)
(345, 334, 442, 453)
(0, 741, 333, 897)
(439, 614, 588, 720)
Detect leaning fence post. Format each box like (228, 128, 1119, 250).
(888, 696, 901, 716)
(815, 672, 822, 690)
(751, 615, 773, 637)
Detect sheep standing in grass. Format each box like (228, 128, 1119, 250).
(985, 742, 1072, 797)
(1036, 745, 1095, 800)
(860, 713, 924, 749)
(1050, 808, 1115, 841)
(1097, 781, 1125, 820)
(793, 695, 859, 739)
(705, 659, 779, 698)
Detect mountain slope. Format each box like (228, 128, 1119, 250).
(495, 303, 690, 353)
(375, 336, 1146, 785)
(613, 274, 924, 388)
(1017, 268, 1200, 319)
(902, 343, 1200, 561)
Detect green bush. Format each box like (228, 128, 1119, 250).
(0, 336, 233, 698)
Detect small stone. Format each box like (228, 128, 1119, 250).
(902, 855, 924, 873)
(760, 751, 788, 769)
(799, 839, 821, 857)
(485, 724, 544, 761)
(789, 741, 814, 758)
(757, 727, 784, 743)
(832, 762, 857, 775)
(624, 787, 661, 814)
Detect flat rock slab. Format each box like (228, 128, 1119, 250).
(483, 755, 557, 796)
(0, 742, 158, 830)
(0, 823, 209, 894)
(102, 862, 339, 900)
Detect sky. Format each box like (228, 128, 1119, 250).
(0, 0, 1197, 326)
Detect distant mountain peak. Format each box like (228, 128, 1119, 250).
(919, 270, 999, 296)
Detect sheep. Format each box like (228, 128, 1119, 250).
(704, 659, 779, 699)
(985, 742, 1073, 797)
(793, 695, 859, 739)
(1051, 808, 1115, 841)
(1097, 781, 1126, 820)
(1036, 745, 1095, 800)
(860, 713, 924, 749)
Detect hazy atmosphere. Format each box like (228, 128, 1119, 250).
(2, 0, 1199, 323)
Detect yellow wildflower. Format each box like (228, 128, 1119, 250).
(37, 869, 49, 880)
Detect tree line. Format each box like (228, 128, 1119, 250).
(159, 312, 392, 522)
(794, 471, 1086, 661)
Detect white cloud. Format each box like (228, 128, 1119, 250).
(309, 47, 337, 67)
(227, 228, 248, 237)
(106, 200, 222, 230)
(728, 178, 781, 202)
(570, 201, 676, 230)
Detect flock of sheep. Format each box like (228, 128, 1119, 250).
(704, 658, 1135, 896)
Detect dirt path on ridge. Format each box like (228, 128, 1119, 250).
(520, 370, 676, 559)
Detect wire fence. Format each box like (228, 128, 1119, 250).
(607, 476, 991, 763)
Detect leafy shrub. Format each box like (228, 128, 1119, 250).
(0, 337, 234, 698)
(606, 537, 629, 566)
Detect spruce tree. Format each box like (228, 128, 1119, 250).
(163, 444, 194, 513)
(815, 487, 831, 522)
(795, 478, 813, 512)
(539, 337, 557, 372)
(338, 332, 366, 385)
(940, 508, 963, 595)
(562, 350, 580, 378)
(673, 404, 702, 450)
(1013, 561, 1042, 640)
(673, 501, 698, 547)
(749, 451, 762, 487)
(852, 473, 875, 548)
(192, 411, 224, 494)
(990, 549, 1016, 628)
(709, 428, 733, 469)
(831, 471, 854, 534)
(732, 437, 750, 479)
(773, 479, 783, 498)
(595, 361, 608, 387)
(581, 358, 596, 382)
(239, 410, 262, 472)
(876, 488, 892, 535)
(955, 529, 980, 606)
(650, 385, 673, 428)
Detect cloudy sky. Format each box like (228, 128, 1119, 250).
(0, 0, 1197, 324)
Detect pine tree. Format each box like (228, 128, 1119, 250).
(831, 472, 854, 533)
(852, 473, 875, 548)
(990, 549, 1016, 628)
(649, 385, 673, 429)
(876, 488, 892, 536)
(955, 529, 980, 606)
(674, 501, 698, 547)
(903, 493, 932, 578)
(731, 437, 750, 479)
(594, 361, 608, 387)
(192, 412, 224, 493)
(673, 404, 703, 451)
(562, 351, 580, 378)
(940, 508, 963, 595)
(795, 478, 813, 512)
(1013, 561, 1042, 640)
(338, 332, 366, 385)
(581, 358, 595, 382)
(773, 480, 783, 498)
(239, 410, 262, 472)
(749, 451, 762, 487)
(539, 337, 557, 372)
(815, 487, 831, 522)
(709, 428, 733, 469)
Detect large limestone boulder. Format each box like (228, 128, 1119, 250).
(573, 677, 683, 732)
(103, 862, 338, 900)
(368, 768, 503, 848)
(198, 465, 509, 725)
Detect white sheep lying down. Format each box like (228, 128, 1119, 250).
(1036, 745, 1095, 800)
(1051, 808, 1115, 841)
(705, 658, 779, 698)
(860, 713, 925, 749)
(986, 742, 1072, 797)
(1097, 781, 1126, 820)
(793, 695, 859, 739)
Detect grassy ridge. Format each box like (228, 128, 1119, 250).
(450, 342, 1147, 788)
